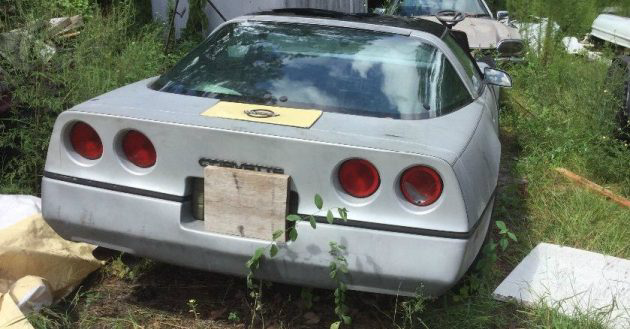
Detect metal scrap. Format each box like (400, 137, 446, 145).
(0, 15, 83, 71)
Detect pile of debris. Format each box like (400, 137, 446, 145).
(0, 15, 83, 114)
(514, 10, 629, 60)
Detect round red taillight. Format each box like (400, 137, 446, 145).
(122, 130, 156, 168)
(400, 166, 443, 206)
(338, 159, 380, 198)
(70, 122, 103, 160)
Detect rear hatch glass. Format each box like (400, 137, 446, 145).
(152, 21, 472, 120)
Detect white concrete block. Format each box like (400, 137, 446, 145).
(493, 243, 630, 329)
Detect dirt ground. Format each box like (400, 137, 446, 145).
(60, 255, 411, 328)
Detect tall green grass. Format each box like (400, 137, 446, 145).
(423, 48, 630, 322)
(424, 2, 630, 327)
(504, 0, 629, 35)
(0, 0, 186, 193)
(499, 8, 630, 258)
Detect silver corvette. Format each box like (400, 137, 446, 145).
(42, 9, 511, 296)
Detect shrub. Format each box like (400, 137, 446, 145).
(0, 0, 182, 193)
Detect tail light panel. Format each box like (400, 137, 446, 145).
(121, 130, 156, 168)
(338, 158, 380, 198)
(69, 122, 103, 160)
(399, 166, 443, 207)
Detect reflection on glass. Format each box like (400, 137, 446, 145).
(152, 21, 473, 120)
(398, 0, 489, 17)
(443, 34, 482, 90)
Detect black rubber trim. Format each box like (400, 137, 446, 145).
(309, 192, 495, 240)
(43, 171, 190, 202)
(44, 170, 493, 239)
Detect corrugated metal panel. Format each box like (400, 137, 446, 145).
(151, 0, 367, 37)
(284, 0, 366, 12)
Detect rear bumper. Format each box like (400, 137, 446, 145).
(41, 175, 493, 296)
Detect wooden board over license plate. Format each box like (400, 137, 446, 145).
(204, 166, 289, 241)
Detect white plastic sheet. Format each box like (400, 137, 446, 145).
(494, 243, 630, 329)
(0, 195, 41, 230)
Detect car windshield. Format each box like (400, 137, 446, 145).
(397, 0, 489, 17)
(152, 21, 472, 119)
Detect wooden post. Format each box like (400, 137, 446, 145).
(554, 168, 630, 209)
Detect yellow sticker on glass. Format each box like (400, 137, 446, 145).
(201, 101, 322, 128)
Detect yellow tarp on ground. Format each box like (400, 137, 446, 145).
(0, 214, 102, 328)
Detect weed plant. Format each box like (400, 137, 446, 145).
(0, 0, 189, 193)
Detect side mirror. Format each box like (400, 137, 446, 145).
(497, 39, 525, 58)
(484, 67, 512, 88)
(496, 10, 509, 22)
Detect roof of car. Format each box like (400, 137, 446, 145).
(251, 8, 448, 38)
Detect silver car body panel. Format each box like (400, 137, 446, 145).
(43, 176, 494, 296)
(42, 15, 501, 295)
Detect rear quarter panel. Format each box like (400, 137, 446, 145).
(453, 87, 501, 229)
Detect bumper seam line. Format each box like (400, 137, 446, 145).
(309, 190, 495, 240)
(43, 171, 494, 240)
(43, 171, 190, 202)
